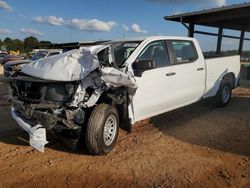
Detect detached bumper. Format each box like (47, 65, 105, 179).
(11, 106, 48, 152)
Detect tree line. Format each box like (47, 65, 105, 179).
(0, 36, 52, 53)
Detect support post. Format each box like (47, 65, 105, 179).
(238, 29, 245, 55)
(216, 27, 223, 54)
(188, 23, 194, 37)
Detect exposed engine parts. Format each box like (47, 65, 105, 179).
(69, 71, 106, 108)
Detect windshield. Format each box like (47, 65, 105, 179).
(0, 53, 7, 58)
(31, 51, 48, 61)
(108, 41, 142, 66)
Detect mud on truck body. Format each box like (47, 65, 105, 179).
(8, 36, 240, 155)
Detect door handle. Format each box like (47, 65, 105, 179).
(166, 72, 176, 76)
(197, 68, 204, 71)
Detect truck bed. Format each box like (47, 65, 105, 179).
(203, 55, 241, 98)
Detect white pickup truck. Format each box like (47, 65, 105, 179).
(9, 36, 240, 155)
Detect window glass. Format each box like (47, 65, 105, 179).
(0, 53, 7, 58)
(137, 40, 169, 67)
(112, 42, 141, 67)
(170, 41, 198, 64)
(31, 51, 48, 61)
(97, 47, 110, 66)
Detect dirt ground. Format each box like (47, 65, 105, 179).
(0, 65, 249, 188)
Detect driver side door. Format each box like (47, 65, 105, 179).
(131, 40, 178, 122)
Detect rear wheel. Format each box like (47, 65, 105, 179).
(85, 104, 119, 155)
(214, 82, 232, 107)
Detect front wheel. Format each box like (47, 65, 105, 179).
(85, 104, 119, 155)
(214, 82, 232, 107)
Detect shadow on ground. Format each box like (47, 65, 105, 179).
(151, 96, 250, 157)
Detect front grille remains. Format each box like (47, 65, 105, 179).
(10, 79, 77, 104)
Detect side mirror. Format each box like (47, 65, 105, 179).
(132, 59, 156, 77)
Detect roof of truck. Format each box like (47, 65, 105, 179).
(111, 36, 195, 42)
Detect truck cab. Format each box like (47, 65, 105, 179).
(126, 37, 207, 123)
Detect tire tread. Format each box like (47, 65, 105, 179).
(86, 104, 118, 155)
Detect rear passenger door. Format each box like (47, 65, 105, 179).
(166, 40, 206, 107)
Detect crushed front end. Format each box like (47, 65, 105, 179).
(8, 44, 138, 153)
(9, 71, 106, 151)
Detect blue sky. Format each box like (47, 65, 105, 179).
(0, 0, 249, 51)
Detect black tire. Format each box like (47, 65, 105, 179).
(214, 82, 232, 107)
(85, 103, 119, 155)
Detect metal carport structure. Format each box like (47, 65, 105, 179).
(164, 3, 250, 55)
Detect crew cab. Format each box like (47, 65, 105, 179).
(8, 36, 240, 155)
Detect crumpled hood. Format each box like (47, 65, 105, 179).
(22, 45, 109, 81)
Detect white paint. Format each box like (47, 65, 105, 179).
(125, 36, 240, 124)
(203, 55, 241, 98)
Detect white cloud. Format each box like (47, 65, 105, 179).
(21, 28, 44, 36)
(171, 10, 183, 15)
(32, 16, 117, 32)
(68, 18, 117, 32)
(33, 16, 43, 23)
(33, 16, 65, 26)
(17, 14, 27, 19)
(0, 0, 12, 11)
(216, 0, 226, 6)
(122, 24, 130, 32)
(0, 28, 12, 34)
(131, 23, 147, 33)
(146, 0, 226, 7)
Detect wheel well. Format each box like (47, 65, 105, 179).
(222, 73, 236, 88)
(96, 88, 130, 125)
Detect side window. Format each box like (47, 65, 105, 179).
(97, 47, 110, 66)
(137, 40, 170, 68)
(113, 42, 140, 66)
(170, 41, 198, 64)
